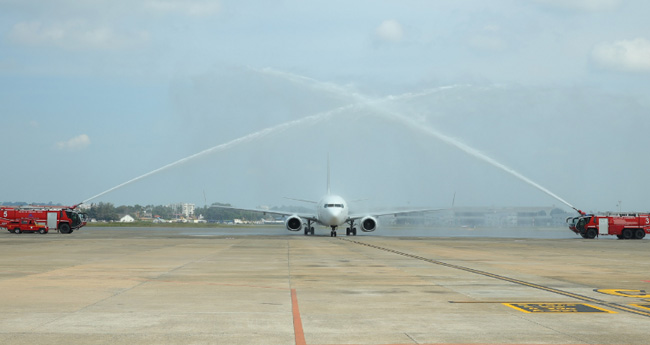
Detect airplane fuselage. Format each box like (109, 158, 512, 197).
(316, 194, 349, 228)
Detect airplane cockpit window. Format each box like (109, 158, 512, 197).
(325, 204, 344, 208)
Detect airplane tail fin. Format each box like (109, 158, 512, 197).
(327, 154, 331, 195)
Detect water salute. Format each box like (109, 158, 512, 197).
(2, 2, 650, 345)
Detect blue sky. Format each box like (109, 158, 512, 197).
(2, 0, 650, 212)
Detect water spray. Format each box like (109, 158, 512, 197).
(79, 84, 437, 205)
(82, 68, 581, 214)
(81, 106, 352, 204)
(388, 113, 579, 211)
(257, 68, 580, 212)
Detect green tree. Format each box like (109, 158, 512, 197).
(88, 202, 119, 221)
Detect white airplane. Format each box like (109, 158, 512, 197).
(213, 159, 438, 237)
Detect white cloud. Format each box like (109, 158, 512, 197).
(56, 134, 91, 151)
(375, 19, 404, 43)
(592, 38, 650, 73)
(533, 0, 622, 11)
(144, 0, 220, 16)
(9, 20, 149, 51)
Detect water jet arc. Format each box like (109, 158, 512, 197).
(257, 68, 579, 211)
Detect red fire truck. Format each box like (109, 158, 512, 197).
(3, 218, 49, 234)
(567, 213, 649, 239)
(1, 205, 87, 234)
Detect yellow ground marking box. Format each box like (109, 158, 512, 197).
(504, 303, 616, 313)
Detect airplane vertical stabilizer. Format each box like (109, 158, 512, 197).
(327, 154, 331, 195)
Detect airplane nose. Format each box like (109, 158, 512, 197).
(328, 209, 342, 225)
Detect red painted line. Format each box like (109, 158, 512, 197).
(291, 289, 307, 345)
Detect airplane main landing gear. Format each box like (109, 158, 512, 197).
(304, 220, 314, 235)
(346, 220, 357, 236)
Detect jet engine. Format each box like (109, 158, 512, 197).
(285, 215, 303, 231)
(359, 216, 377, 232)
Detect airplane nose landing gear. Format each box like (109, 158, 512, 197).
(330, 226, 337, 237)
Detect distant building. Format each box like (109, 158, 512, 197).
(119, 215, 135, 223)
(169, 203, 195, 218)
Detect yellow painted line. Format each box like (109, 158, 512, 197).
(504, 303, 534, 313)
(595, 289, 649, 298)
(630, 303, 650, 311)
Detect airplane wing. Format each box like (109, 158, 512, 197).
(283, 197, 318, 204)
(348, 208, 444, 220)
(210, 205, 318, 222)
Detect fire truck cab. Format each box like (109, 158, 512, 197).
(567, 213, 649, 239)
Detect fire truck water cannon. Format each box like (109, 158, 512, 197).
(1, 205, 88, 234)
(566, 210, 649, 240)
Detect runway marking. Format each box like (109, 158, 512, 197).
(340, 238, 650, 318)
(631, 303, 650, 311)
(504, 303, 615, 313)
(595, 289, 649, 298)
(291, 289, 307, 345)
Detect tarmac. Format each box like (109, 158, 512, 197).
(1, 226, 649, 345)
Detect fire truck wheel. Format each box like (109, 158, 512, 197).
(59, 223, 71, 234)
(38, 229, 46, 234)
(586, 228, 597, 239)
(622, 228, 633, 240)
(634, 229, 645, 239)
(14, 228, 21, 234)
